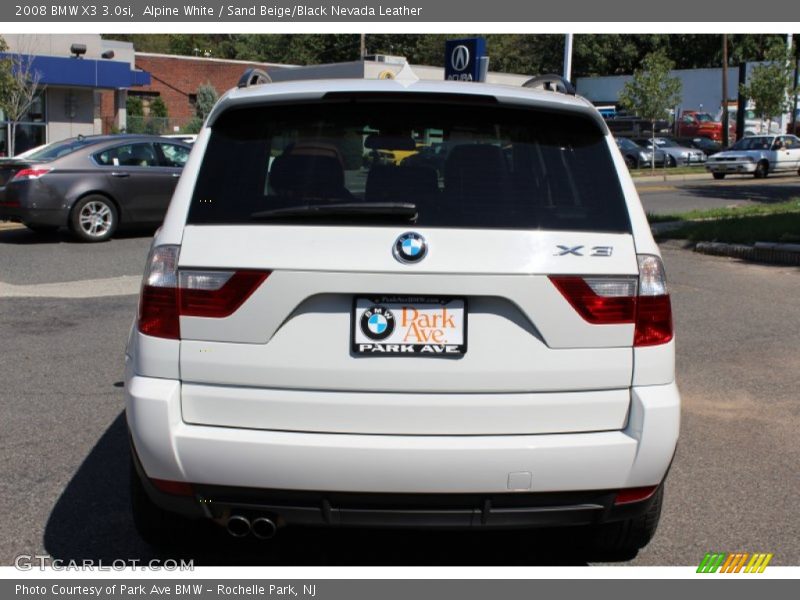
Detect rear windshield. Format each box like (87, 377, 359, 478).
(25, 138, 98, 161)
(188, 99, 631, 232)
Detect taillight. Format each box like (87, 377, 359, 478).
(138, 245, 180, 339)
(11, 168, 51, 181)
(549, 254, 673, 347)
(137, 245, 269, 339)
(548, 276, 637, 324)
(635, 255, 673, 347)
(179, 270, 269, 318)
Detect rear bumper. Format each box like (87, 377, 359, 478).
(130, 445, 663, 529)
(126, 369, 680, 523)
(0, 184, 67, 226)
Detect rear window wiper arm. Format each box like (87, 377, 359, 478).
(250, 202, 418, 221)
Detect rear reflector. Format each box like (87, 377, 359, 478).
(549, 254, 673, 346)
(614, 485, 658, 505)
(150, 478, 195, 497)
(137, 244, 270, 339)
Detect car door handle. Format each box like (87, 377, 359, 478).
(111, 172, 130, 178)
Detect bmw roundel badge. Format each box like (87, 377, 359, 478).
(393, 232, 427, 264)
(360, 305, 395, 340)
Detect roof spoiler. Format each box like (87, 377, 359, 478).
(522, 74, 576, 96)
(237, 68, 272, 88)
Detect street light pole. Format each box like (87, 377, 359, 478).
(722, 34, 730, 147)
(783, 33, 793, 134)
(563, 33, 574, 83)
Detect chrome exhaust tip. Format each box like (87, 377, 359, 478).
(251, 517, 278, 540)
(226, 515, 251, 538)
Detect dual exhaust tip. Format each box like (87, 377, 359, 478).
(226, 515, 277, 539)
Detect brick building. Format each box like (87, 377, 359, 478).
(100, 53, 291, 133)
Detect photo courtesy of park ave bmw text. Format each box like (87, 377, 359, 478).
(0, 0, 799, 595)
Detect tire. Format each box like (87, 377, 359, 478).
(712, 173, 726, 180)
(24, 223, 59, 233)
(667, 155, 677, 168)
(130, 457, 192, 548)
(624, 156, 636, 170)
(754, 161, 769, 179)
(70, 194, 118, 242)
(584, 486, 664, 560)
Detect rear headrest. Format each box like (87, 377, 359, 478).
(444, 144, 511, 195)
(269, 154, 346, 198)
(366, 164, 438, 202)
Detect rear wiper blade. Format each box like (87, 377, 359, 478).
(251, 202, 418, 221)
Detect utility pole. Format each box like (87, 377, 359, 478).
(783, 33, 793, 134)
(793, 40, 799, 134)
(722, 34, 730, 147)
(563, 33, 574, 82)
(360, 33, 366, 60)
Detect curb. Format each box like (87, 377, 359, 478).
(633, 172, 710, 184)
(650, 221, 685, 235)
(694, 241, 800, 266)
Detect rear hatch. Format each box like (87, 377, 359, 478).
(173, 94, 640, 436)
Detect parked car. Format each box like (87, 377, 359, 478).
(706, 134, 800, 179)
(615, 136, 667, 168)
(126, 76, 679, 557)
(676, 111, 729, 142)
(0, 134, 191, 241)
(632, 137, 707, 167)
(674, 136, 723, 157)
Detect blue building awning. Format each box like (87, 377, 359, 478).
(1, 53, 151, 89)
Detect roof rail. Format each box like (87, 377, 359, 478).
(522, 74, 576, 96)
(237, 68, 272, 88)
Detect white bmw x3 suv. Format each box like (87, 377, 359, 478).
(125, 74, 680, 556)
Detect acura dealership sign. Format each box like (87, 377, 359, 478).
(444, 37, 488, 82)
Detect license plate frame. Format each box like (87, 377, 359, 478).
(351, 295, 467, 356)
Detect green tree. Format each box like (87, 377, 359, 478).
(102, 33, 793, 77)
(0, 37, 13, 108)
(0, 49, 44, 156)
(184, 82, 219, 133)
(739, 40, 797, 133)
(126, 95, 143, 117)
(195, 82, 218, 118)
(619, 51, 683, 171)
(150, 96, 168, 118)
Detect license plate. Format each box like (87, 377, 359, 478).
(352, 296, 467, 356)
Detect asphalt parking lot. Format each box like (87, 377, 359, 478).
(1, 184, 799, 566)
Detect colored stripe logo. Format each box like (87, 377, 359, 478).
(697, 552, 774, 573)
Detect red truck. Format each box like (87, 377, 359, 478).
(677, 111, 730, 142)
